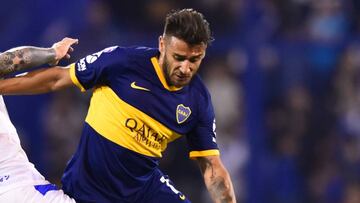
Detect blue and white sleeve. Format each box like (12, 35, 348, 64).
(69, 46, 126, 91)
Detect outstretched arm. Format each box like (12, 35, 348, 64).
(0, 65, 74, 95)
(0, 37, 78, 77)
(196, 156, 236, 203)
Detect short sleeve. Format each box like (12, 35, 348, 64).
(71, 46, 127, 91)
(186, 91, 219, 159)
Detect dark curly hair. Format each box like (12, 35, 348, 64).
(163, 8, 214, 46)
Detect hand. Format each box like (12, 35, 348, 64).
(49, 37, 79, 66)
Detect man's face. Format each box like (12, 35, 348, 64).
(158, 36, 207, 88)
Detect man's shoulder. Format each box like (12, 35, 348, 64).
(123, 46, 159, 58)
(90, 46, 158, 65)
(97, 46, 157, 57)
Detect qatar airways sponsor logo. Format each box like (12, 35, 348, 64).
(125, 118, 165, 150)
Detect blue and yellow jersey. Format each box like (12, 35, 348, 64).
(62, 46, 219, 202)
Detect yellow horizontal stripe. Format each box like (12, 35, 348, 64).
(189, 149, 220, 158)
(150, 57, 182, 91)
(85, 86, 182, 157)
(69, 63, 85, 92)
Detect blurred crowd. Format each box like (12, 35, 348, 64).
(257, 0, 360, 202)
(2, 0, 360, 202)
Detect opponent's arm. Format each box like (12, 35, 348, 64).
(0, 37, 78, 77)
(197, 156, 236, 203)
(0, 65, 74, 95)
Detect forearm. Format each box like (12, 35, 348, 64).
(198, 156, 236, 203)
(0, 46, 56, 77)
(0, 66, 73, 95)
(204, 169, 235, 203)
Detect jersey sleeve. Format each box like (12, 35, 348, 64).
(186, 91, 220, 159)
(69, 46, 127, 91)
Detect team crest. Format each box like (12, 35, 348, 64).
(176, 104, 191, 124)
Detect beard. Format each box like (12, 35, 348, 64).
(162, 53, 175, 86)
(161, 51, 195, 88)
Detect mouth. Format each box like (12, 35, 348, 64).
(174, 74, 190, 81)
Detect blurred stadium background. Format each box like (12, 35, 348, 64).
(2, 0, 360, 202)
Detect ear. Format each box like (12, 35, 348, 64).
(158, 35, 165, 53)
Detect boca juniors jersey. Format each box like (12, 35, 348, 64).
(62, 46, 219, 202)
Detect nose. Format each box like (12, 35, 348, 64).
(179, 60, 191, 74)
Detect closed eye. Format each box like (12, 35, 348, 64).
(174, 54, 186, 62)
(189, 57, 201, 63)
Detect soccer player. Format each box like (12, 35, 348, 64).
(0, 37, 78, 203)
(0, 9, 236, 203)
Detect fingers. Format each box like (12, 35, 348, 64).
(66, 47, 74, 59)
(63, 37, 79, 46)
(52, 37, 79, 49)
(58, 38, 78, 49)
(51, 37, 79, 62)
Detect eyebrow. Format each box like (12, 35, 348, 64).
(174, 53, 186, 58)
(173, 53, 203, 59)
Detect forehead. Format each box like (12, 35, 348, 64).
(165, 36, 206, 56)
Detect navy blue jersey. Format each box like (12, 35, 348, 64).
(63, 46, 219, 202)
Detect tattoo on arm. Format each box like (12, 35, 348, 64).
(0, 47, 55, 77)
(210, 176, 233, 203)
(198, 157, 235, 203)
(199, 156, 215, 177)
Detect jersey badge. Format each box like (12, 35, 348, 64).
(176, 104, 191, 124)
